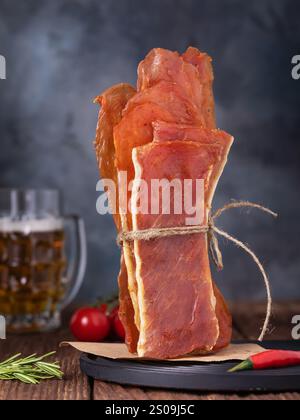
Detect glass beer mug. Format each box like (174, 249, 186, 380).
(0, 189, 87, 333)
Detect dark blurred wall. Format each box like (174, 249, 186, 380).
(0, 0, 299, 302)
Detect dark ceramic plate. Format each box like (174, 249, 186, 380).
(80, 341, 300, 392)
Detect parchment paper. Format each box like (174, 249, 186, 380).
(62, 342, 265, 362)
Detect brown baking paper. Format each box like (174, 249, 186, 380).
(61, 342, 265, 362)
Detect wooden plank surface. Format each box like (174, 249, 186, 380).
(232, 301, 300, 340)
(0, 302, 300, 400)
(0, 329, 90, 401)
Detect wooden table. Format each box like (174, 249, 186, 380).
(0, 302, 299, 400)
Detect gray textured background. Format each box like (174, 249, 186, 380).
(0, 0, 299, 303)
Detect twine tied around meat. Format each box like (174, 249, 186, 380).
(117, 201, 278, 342)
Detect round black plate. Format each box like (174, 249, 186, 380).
(80, 341, 300, 392)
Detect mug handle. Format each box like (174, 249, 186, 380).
(62, 215, 87, 308)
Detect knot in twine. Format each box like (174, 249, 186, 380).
(117, 201, 278, 342)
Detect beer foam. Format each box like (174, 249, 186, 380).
(0, 218, 63, 234)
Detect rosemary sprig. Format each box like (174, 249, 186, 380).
(0, 352, 63, 384)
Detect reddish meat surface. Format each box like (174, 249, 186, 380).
(182, 47, 216, 128)
(138, 47, 215, 128)
(117, 254, 139, 352)
(94, 83, 139, 352)
(94, 47, 233, 358)
(94, 83, 136, 230)
(132, 141, 225, 358)
(152, 122, 233, 350)
(213, 283, 233, 351)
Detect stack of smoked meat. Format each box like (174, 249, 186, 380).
(94, 47, 234, 359)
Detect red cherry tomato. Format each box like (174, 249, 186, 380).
(113, 313, 126, 340)
(108, 305, 119, 325)
(70, 307, 110, 342)
(99, 303, 108, 314)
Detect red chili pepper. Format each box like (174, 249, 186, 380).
(229, 350, 300, 372)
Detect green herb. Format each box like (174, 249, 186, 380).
(0, 352, 63, 384)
